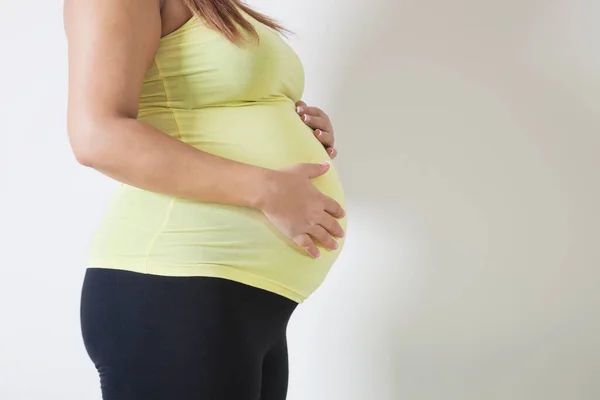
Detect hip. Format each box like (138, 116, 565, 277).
(80, 268, 297, 399)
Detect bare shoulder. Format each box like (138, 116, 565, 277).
(63, 0, 162, 35)
(64, 0, 164, 119)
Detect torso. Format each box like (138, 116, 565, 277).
(87, 3, 347, 303)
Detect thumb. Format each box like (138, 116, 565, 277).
(301, 161, 331, 179)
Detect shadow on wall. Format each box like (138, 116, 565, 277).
(289, 0, 600, 399)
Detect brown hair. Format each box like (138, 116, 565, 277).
(183, 0, 289, 44)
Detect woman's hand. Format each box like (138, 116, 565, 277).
(258, 162, 345, 258)
(296, 101, 337, 159)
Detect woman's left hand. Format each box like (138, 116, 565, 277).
(296, 101, 337, 159)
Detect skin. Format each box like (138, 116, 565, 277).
(296, 101, 338, 159)
(63, 0, 344, 258)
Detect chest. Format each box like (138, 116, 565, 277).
(150, 17, 305, 108)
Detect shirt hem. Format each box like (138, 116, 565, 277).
(86, 264, 306, 303)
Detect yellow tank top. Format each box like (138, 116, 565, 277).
(87, 11, 346, 303)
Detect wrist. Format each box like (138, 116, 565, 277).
(245, 167, 278, 210)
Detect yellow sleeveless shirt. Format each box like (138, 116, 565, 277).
(87, 12, 347, 302)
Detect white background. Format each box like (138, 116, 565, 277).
(1, 0, 599, 399)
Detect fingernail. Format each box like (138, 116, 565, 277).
(303, 114, 309, 122)
(296, 106, 303, 114)
(321, 160, 331, 167)
(327, 147, 333, 154)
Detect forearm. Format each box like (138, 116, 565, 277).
(71, 116, 271, 208)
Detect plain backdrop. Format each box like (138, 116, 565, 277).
(1, 0, 599, 399)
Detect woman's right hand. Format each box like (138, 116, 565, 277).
(258, 162, 346, 258)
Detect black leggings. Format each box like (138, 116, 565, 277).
(80, 268, 298, 400)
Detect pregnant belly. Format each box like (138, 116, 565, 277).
(88, 101, 347, 302)
(177, 101, 335, 167)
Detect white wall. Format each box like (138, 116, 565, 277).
(1, 0, 599, 399)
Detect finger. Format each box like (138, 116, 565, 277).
(319, 214, 345, 239)
(326, 147, 338, 159)
(296, 105, 327, 119)
(295, 100, 307, 109)
(294, 233, 320, 258)
(314, 130, 335, 148)
(291, 161, 330, 179)
(301, 114, 332, 133)
(323, 196, 346, 220)
(309, 225, 339, 251)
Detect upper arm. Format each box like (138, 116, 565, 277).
(64, 0, 162, 127)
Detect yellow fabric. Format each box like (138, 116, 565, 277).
(87, 12, 346, 302)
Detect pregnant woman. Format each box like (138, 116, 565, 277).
(64, 0, 346, 399)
